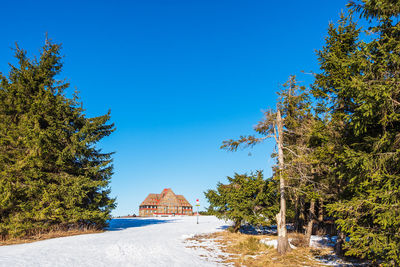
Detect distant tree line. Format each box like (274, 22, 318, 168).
(205, 0, 400, 265)
(0, 40, 115, 239)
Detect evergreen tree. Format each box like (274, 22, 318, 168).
(0, 40, 115, 238)
(313, 1, 400, 263)
(205, 171, 277, 232)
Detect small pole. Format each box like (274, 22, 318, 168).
(196, 199, 200, 224)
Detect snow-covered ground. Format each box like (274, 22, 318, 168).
(0, 216, 229, 267)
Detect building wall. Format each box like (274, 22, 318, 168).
(139, 205, 157, 217)
(139, 204, 193, 217)
(139, 189, 193, 217)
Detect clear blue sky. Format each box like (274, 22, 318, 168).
(1, 0, 350, 216)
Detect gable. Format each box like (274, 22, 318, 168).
(159, 189, 180, 206)
(139, 189, 192, 208)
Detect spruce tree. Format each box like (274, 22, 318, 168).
(313, 1, 400, 264)
(0, 40, 115, 238)
(205, 171, 277, 232)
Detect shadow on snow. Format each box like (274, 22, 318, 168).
(106, 218, 175, 231)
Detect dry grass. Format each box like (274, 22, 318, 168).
(186, 231, 333, 267)
(288, 232, 309, 248)
(0, 227, 103, 246)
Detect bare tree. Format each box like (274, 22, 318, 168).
(221, 76, 317, 254)
(275, 109, 292, 254)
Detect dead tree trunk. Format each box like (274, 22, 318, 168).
(276, 109, 291, 254)
(306, 199, 316, 246)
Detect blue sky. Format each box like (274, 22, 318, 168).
(0, 0, 351, 215)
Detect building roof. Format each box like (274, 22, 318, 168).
(176, 195, 191, 206)
(140, 188, 192, 207)
(139, 193, 161, 206)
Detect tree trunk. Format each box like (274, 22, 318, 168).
(233, 219, 241, 233)
(294, 195, 300, 232)
(276, 110, 291, 254)
(335, 231, 345, 256)
(306, 199, 316, 247)
(318, 199, 324, 222)
(294, 196, 305, 233)
(318, 199, 324, 235)
(299, 197, 305, 233)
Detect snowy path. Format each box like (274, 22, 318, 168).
(0, 216, 229, 267)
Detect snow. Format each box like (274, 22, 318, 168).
(310, 235, 336, 249)
(260, 238, 278, 248)
(0, 216, 229, 267)
(260, 238, 296, 249)
(310, 235, 367, 266)
(184, 233, 233, 266)
(239, 224, 277, 235)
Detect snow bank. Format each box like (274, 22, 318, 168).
(0, 216, 229, 267)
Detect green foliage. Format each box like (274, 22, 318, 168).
(219, 1, 400, 264)
(205, 171, 278, 232)
(198, 211, 212, 215)
(312, 1, 400, 264)
(0, 40, 115, 238)
(349, 0, 400, 20)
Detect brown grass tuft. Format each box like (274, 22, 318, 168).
(288, 232, 309, 248)
(186, 231, 330, 267)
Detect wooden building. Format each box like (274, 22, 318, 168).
(139, 188, 193, 217)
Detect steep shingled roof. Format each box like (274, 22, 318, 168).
(176, 195, 191, 206)
(140, 193, 161, 206)
(139, 189, 192, 207)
